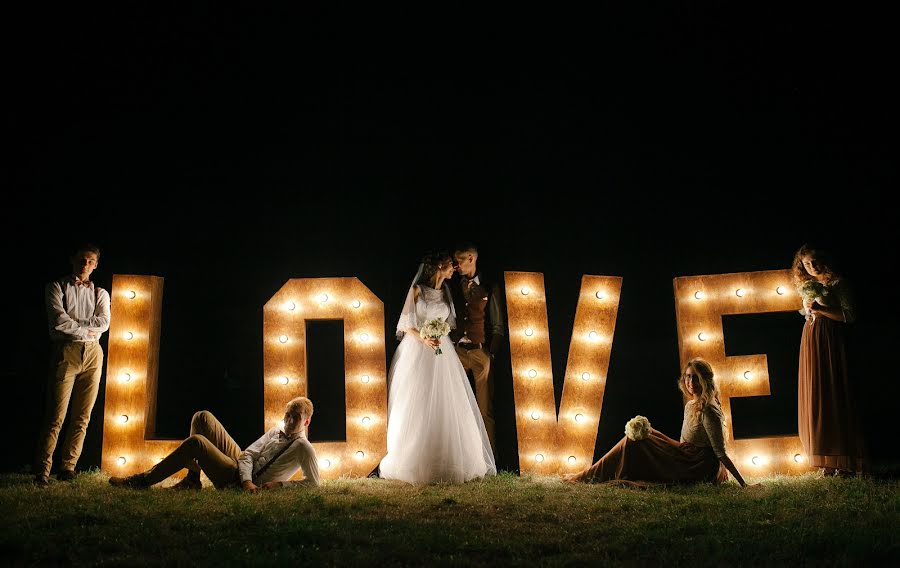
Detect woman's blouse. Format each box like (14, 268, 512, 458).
(680, 400, 727, 459)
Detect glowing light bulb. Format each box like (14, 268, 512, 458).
(317, 293, 329, 303)
(694, 291, 704, 300)
(285, 301, 297, 311)
(124, 331, 134, 341)
(751, 455, 766, 466)
(574, 413, 584, 423)
(361, 375, 371, 384)
(278, 335, 289, 344)
(568, 456, 577, 464)
(359, 333, 370, 342)
(743, 371, 752, 381)
(118, 414, 129, 424)
(534, 453, 545, 463)
(776, 286, 787, 295)
(520, 286, 530, 296)
(697, 332, 707, 341)
(352, 300, 362, 308)
(361, 416, 371, 426)
(530, 410, 541, 420)
(793, 453, 804, 463)
(524, 328, 534, 337)
(588, 331, 599, 341)
(116, 456, 127, 466)
(118, 372, 132, 383)
(527, 369, 538, 378)
(279, 376, 290, 385)
(321, 459, 332, 469)
(127, 290, 136, 299)
(581, 372, 591, 381)
(355, 451, 365, 459)
(735, 288, 745, 298)
(595, 290, 606, 300)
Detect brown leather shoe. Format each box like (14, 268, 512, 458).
(56, 469, 77, 482)
(171, 476, 202, 491)
(109, 473, 150, 489)
(33, 474, 50, 487)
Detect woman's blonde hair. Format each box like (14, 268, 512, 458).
(678, 357, 723, 420)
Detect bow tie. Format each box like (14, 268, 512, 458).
(75, 280, 93, 289)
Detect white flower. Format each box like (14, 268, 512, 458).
(420, 318, 451, 355)
(797, 280, 828, 321)
(797, 280, 826, 303)
(625, 415, 651, 441)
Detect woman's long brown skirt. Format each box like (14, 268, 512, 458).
(798, 316, 867, 473)
(572, 430, 727, 484)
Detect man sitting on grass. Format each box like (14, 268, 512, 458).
(110, 397, 320, 492)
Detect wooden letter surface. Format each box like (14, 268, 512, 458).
(264, 277, 387, 479)
(102, 275, 179, 475)
(673, 269, 813, 475)
(505, 272, 622, 473)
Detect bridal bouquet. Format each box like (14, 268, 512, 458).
(625, 415, 652, 441)
(420, 318, 451, 355)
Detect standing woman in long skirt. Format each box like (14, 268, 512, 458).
(793, 243, 867, 476)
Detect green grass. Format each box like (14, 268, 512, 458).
(1, 471, 898, 566)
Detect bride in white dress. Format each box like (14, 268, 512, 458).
(379, 251, 497, 484)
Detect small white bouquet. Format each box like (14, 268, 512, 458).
(420, 318, 451, 355)
(625, 415, 652, 441)
(797, 280, 827, 321)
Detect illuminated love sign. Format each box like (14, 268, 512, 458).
(102, 270, 808, 478)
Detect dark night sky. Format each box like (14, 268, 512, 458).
(3, 5, 896, 473)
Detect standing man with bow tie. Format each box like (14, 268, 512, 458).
(110, 397, 320, 491)
(450, 242, 506, 456)
(34, 243, 111, 486)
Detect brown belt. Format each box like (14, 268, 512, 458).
(457, 342, 483, 350)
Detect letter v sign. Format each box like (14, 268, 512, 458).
(505, 273, 622, 474)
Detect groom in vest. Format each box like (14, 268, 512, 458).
(450, 242, 506, 454)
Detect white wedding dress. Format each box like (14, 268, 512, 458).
(379, 283, 497, 484)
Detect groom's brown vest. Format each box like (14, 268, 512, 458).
(449, 272, 503, 349)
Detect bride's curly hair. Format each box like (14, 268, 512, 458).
(417, 250, 452, 286)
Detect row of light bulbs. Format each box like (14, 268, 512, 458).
(520, 287, 609, 300)
(522, 368, 598, 382)
(749, 453, 806, 466)
(282, 297, 364, 311)
(529, 453, 580, 465)
(526, 410, 589, 423)
(520, 328, 604, 341)
(693, 285, 790, 300)
(272, 374, 376, 385)
(111, 449, 375, 470)
(276, 332, 376, 344)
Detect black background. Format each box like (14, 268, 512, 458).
(4, 5, 896, 474)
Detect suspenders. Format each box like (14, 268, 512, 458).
(59, 279, 101, 316)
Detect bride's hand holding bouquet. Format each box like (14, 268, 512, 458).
(419, 318, 451, 355)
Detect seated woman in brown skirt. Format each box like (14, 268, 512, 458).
(563, 357, 748, 487)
